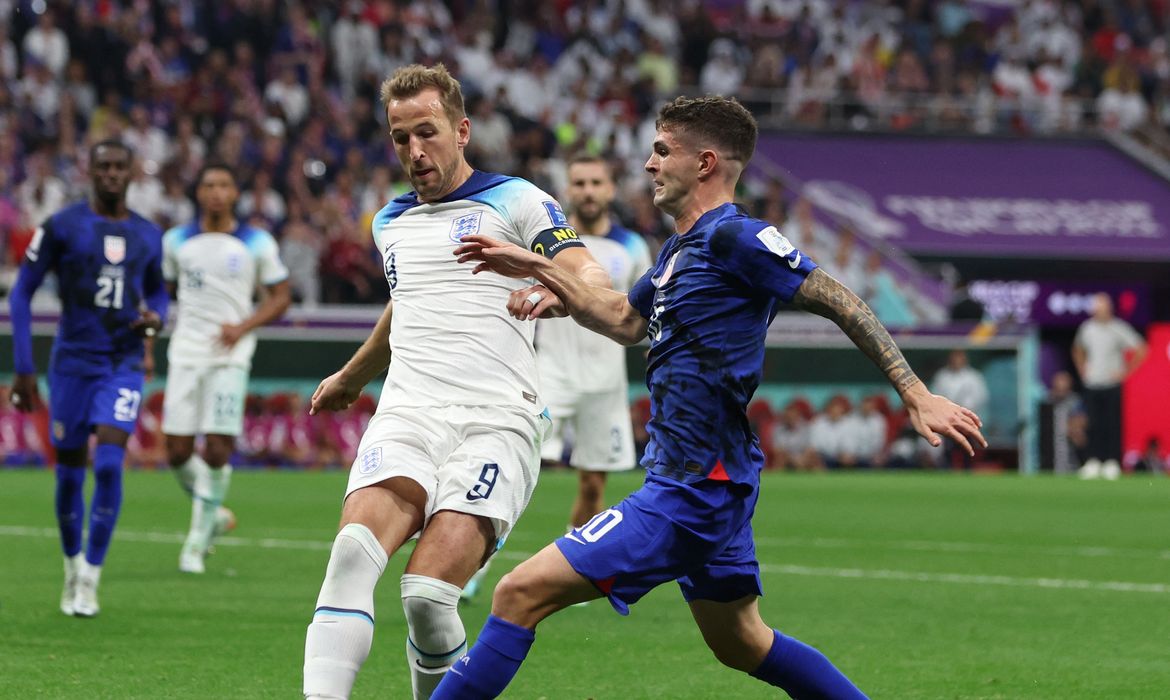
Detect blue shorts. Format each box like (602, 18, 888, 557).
(556, 472, 762, 615)
(47, 369, 145, 449)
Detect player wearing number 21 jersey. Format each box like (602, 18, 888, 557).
(8, 141, 168, 619)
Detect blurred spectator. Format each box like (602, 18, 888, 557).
(239, 169, 287, 229)
(770, 402, 817, 471)
(17, 151, 67, 229)
(280, 200, 322, 308)
(0, 384, 47, 466)
(948, 278, 987, 323)
(1127, 436, 1167, 476)
(862, 251, 917, 327)
(1073, 293, 1147, 480)
(22, 9, 70, 78)
(853, 396, 890, 469)
(1046, 370, 1086, 475)
(809, 395, 861, 469)
(931, 349, 989, 470)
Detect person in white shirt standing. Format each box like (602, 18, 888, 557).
(162, 164, 291, 574)
(538, 155, 652, 528)
(931, 349, 989, 470)
(1072, 293, 1147, 480)
(301, 64, 609, 700)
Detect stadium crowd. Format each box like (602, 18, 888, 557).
(3, 0, 1170, 310)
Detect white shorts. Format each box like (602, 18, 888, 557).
(162, 365, 249, 437)
(540, 388, 636, 472)
(346, 404, 550, 541)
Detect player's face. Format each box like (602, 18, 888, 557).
(566, 162, 614, 225)
(90, 146, 132, 202)
(387, 88, 470, 202)
(645, 129, 699, 218)
(196, 170, 239, 216)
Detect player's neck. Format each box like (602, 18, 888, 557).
(201, 214, 237, 233)
(90, 196, 128, 220)
(570, 214, 610, 237)
(673, 188, 734, 235)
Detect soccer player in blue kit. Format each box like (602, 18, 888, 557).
(9, 140, 168, 618)
(433, 97, 987, 698)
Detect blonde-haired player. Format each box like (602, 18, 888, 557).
(301, 64, 610, 700)
(163, 163, 291, 574)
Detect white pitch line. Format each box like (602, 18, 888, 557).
(3, 525, 1166, 595)
(749, 534, 1170, 561)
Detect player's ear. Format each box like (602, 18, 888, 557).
(455, 117, 471, 149)
(696, 149, 719, 181)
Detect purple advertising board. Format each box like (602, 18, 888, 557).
(969, 279, 1151, 327)
(756, 135, 1170, 260)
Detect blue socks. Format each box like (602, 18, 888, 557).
(86, 444, 125, 566)
(55, 465, 86, 557)
(431, 615, 535, 699)
(750, 630, 868, 699)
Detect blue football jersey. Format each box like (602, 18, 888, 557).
(628, 203, 818, 486)
(20, 202, 165, 375)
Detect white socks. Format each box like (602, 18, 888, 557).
(173, 454, 209, 497)
(304, 523, 388, 699)
(401, 574, 466, 700)
(183, 462, 232, 554)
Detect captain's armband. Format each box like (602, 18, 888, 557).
(530, 226, 586, 259)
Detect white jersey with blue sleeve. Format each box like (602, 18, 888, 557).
(162, 221, 289, 370)
(371, 171, 585, 411)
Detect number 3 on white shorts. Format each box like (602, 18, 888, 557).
(575, 508, 623, 543)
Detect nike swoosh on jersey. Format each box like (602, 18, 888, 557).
(788, 252, 802, 269)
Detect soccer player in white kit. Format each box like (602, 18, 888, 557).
(162, 164, 291, 574)
(538, 155, 652, 528)
(301, 64, 609, 700)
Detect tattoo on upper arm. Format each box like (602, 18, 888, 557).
(792, 268, 921, 394)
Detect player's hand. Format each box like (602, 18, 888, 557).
(219, 323, 247, 349)
(310, 370, 361, 415)
(454, 235, 544, 279)
(11, 373, 41, 414)
(508, 284, 566, 321)
(903, 385, 986, 456)
(130, 310, 163, 338)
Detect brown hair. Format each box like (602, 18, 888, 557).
(655, 96, 758, 164)
(380, 63, 466, 126)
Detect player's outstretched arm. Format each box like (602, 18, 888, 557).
(454, 235, 647, 345)
(792, 268, 987, 455)
(310, 300, 394, 415)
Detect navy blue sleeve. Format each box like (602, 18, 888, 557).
(9, 221, 59, 374)
(710, 220, 817, 303)
(143, 233, 169, 321)
(627, 267, 656, 319)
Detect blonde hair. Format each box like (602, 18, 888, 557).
(380, 63, 466, 125)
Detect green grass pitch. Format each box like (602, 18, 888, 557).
(1, 468, 1167, 699)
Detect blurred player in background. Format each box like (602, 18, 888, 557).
(162, 163, 291, 574)
(436, 96, 986, 699)
(8, 140, 167, 617)
(301, 64, 609, 700)
(539, 155, 651, 526)
(461, 155, 651, 605)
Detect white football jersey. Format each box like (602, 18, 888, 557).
(372, 171, 580, 411)
(162, 222, 289, 369)
(536, 224, 651, 394)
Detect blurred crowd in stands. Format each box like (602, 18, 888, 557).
(3, 0, 1169, 314)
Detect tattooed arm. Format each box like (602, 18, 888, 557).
(791, 268, 987, 454)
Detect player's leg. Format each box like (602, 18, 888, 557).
(691, 596, 868, 699)
(401, 510, 501, 699)
(46, 371, 95, 615)
(305, 408, 444, 699)
(430, 543, 599, 700)
(163, 365, 216, 568)
(683, 518, 868, 698)
(304, 477, 428, 700)
(567, 389, 637, 528)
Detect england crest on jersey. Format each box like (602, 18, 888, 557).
(450, 211, 483, 242)
(103, 236, 126, 264)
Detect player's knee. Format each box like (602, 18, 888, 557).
(491, 568, 542, 618)
(203, 437, 234, 468)
(579, 471, 605, 501)
(166, 442, 193, 467)
(401, 575, 466, 669)
(705, 635, 761, 672)
(92, 461, 121, 488)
